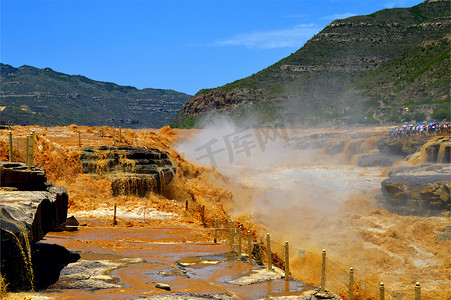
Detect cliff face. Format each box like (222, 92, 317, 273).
(172, 0, 450, 127)
(0, 64, 191, 128)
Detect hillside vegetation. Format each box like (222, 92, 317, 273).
(172, 0, 450, 128)
(0, 64, 191, 128)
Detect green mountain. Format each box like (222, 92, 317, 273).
(172, 0, 450, 128)
(0, 64, 191, 128)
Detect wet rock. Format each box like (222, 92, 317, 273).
(0, 161, 69, 291)
(265, 289, 342, 300)
(381, 163, 450, 216)
(423, 138, 451, 163)
(64, 215, 79, 226)
(159, 268, 189, 278)
(0, 208, 34, 291)
(356, 153, 403, 167)
(51, 259, 125, 290)
(31, 243, 80, 290)
(0, 186, 18, 191)
(226, 267, 284, 285)
(80, 145, 176, 197)
(135, 292, 236, 299)
(0, 189, 68, 244)
(0, 161, 47, 191)
(176, 252, 236, 268)
(435, 226, 451, 243)
(377, 136, 428, 156)
(307, 290, 343, 300)
(313, 290, 341, 299)
(156, 283, 171, 291)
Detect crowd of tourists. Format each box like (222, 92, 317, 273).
(389, 122, 450, 138)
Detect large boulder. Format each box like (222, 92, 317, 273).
(80, 145, 176, 197)
(0, 161, 73, 291)
(381, 163, 450, 216)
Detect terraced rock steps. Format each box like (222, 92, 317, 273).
(381, 136, 451, 216)
(80, 145, 176, 197)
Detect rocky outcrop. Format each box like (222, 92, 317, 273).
(381, 163, 450, 216)
(424, 138, 451, 163)
(31, 243, 80, 290)
(376, 136, 431, 157)
(0, 161, 73, 291)
(80, 145, 176, 197)
(174, 89, 265, 122)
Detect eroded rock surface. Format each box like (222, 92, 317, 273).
(376, 136, 429, 157)
(80, 145, 176, 197)
(381, 163, 450, 216)
(0, 161, 72, 291)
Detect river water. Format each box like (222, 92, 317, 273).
(1, 125, 449, 299)
(175, 123, 451, 299)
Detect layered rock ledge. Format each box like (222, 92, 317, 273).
(380, 136, 450, 216)
(0, 161, 74, 291)
(80, 145, 176, 197)
(381, 163, 450, 216)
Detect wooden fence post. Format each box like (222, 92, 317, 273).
(285, 241, 289, 281)
(214, 216, 218, 243)
(415, 282, 421, 300)
(229, 220, 234, 251)
(26, 136, 30, 169)
(266, 233, 272, 271)
(379, 282, 385, 300)
(247, 231, 252, 265)
(321, 249, 326, 292)
(349, 267, 354, 300)
(113, 203, 117, 225)
(201, 205, 205, 226)
(8, 131, 13, 162)
(237, 227, 242, 260)
(30, 131, 35, 167)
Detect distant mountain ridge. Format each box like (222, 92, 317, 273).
(0, 64, 191, 128)
(172, 0, 450, 127)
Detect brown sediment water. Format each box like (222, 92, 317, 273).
(174, 124, 451, 299)
(6, 226, 34, 291)
(0, 125, 450, 299)
(30, 225, 312, 299)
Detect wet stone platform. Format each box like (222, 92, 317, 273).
(37, 225, 331, 300)
(80, 146, 176, 197)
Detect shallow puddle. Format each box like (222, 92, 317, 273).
(35, 225, 315, 299)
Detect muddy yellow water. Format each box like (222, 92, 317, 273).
(32, 225, 311, 299)
(1, 125, 450, 299)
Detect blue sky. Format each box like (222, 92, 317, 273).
(1, 0, 424, 95)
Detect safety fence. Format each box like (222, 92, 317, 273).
(206, 217, 424, 300)
(0, 130, 429, 299)
(2, 131, 29, 164)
